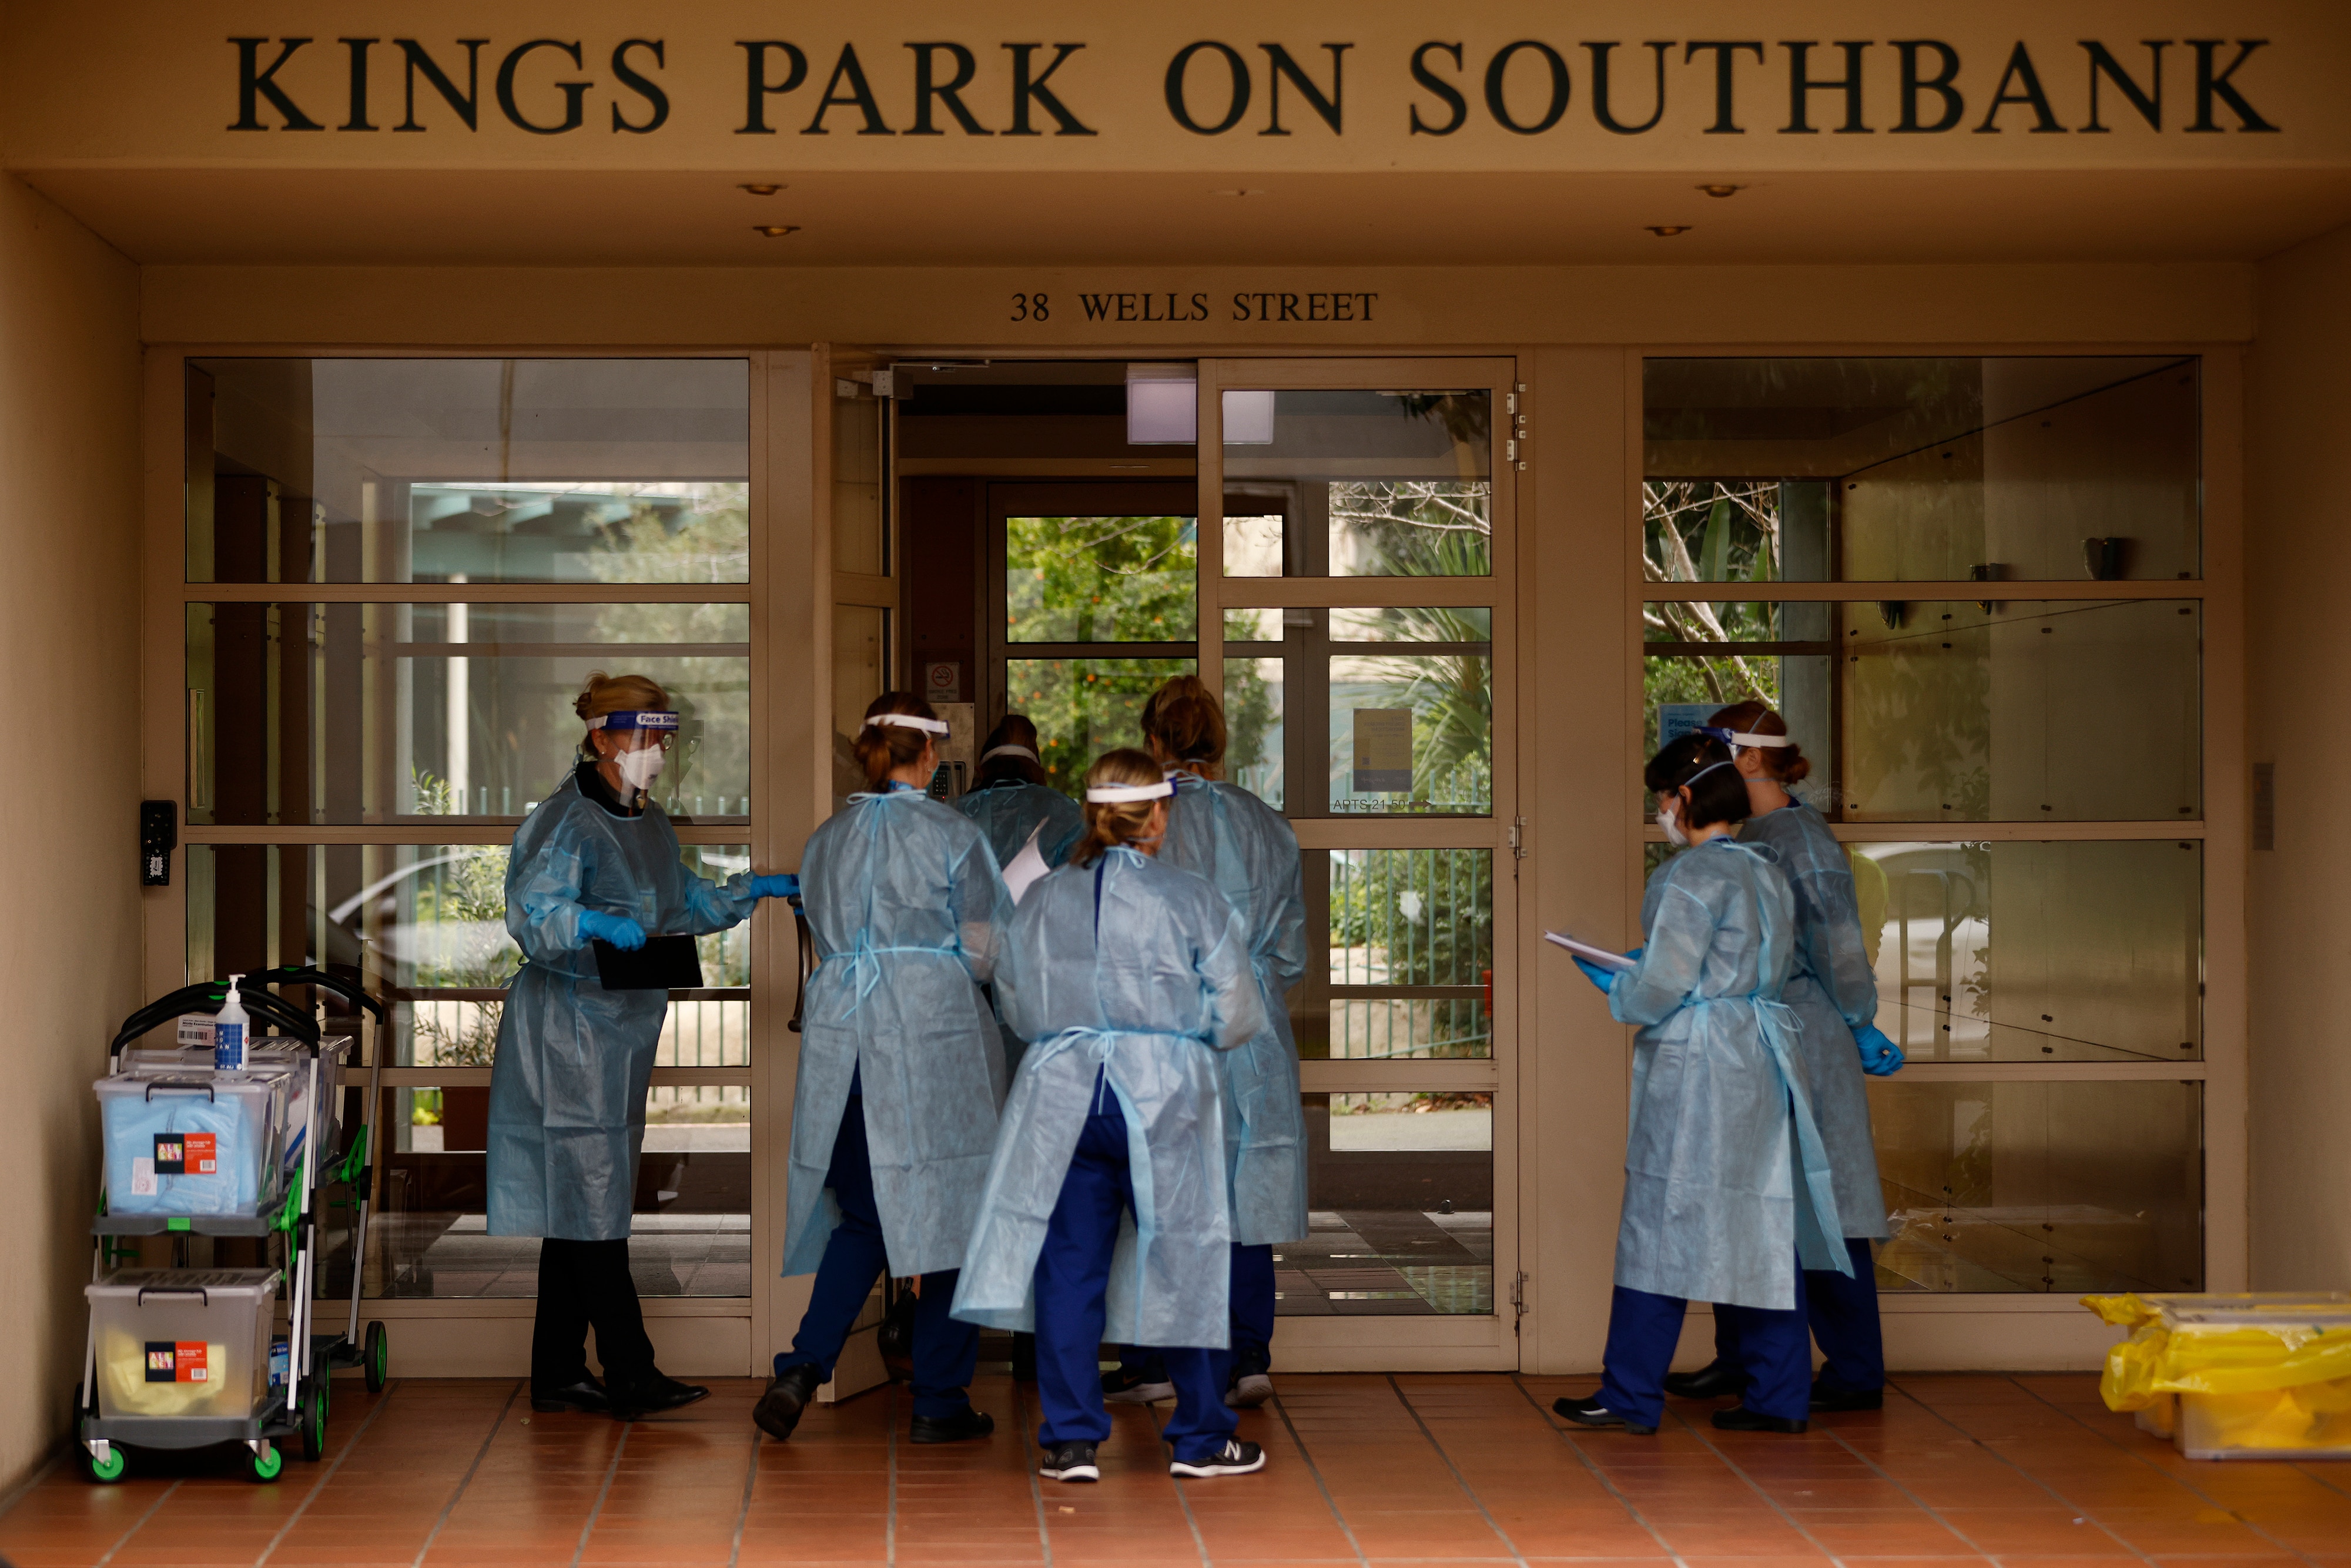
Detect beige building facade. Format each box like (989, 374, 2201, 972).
(5, 0, 2349, 1490)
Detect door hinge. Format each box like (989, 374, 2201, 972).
(1509, 1270, 1528, 1333)
(1508, 816, 1526, 875)
(868, 368, 895, 398)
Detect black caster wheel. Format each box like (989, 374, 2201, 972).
(363, 1320, 389, 1393)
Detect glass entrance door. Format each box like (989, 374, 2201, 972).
(1200, 359, 1520, 1367)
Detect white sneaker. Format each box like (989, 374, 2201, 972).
(1225, 1372, 1274, 1409)
(1170, 1439, 1265, 1478)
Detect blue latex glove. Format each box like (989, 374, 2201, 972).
(751, 873, 800, 899)
(1571, 955, 1617, 993)
(1855, 1022, 1905, 1076)
(578, 909, 647, 951)
(1623, 946, 1645, 964)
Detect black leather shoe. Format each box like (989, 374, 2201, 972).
(1552, 1394, 1657, 1436)
(1663, 1359, 1746, 1401)
(531, 1378, 611, 1414)
(612, 1375, 709, 1418)
(909, 1406, 994, 1445)
(1810, 1384, 1884, 1412)
(753, 1365, 822, 1441)
(1713, 1405, 1807, 1434)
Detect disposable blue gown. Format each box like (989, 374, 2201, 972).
(487, 773, 762, 1242)
(1601, 836, 1850, 1311)
(951, 848, 1266, 1348)
(1741, 803, 1892, 1241)
(781, 789, 1014, 1281)
(1160, 775, 1309, 1247)
(956, 779, 1085, 871)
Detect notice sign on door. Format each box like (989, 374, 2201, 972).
(925, 661, 962, 703)
(1352, 709, 1414, 794)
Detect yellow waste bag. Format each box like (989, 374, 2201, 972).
(2083, 1294, 2351, 1412)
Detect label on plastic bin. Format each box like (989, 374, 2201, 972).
(269, 1339, 289, 1389)
(176, 1015, 213, 1049)
(153, 1133, 216, 1176)
(146, 1341, 209, 1383)
(130, 1157, 156, 1197)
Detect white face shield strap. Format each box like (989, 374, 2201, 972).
(1696, 725, 1793, 758)
(1086, 779, 1174, 803)
(868, 713, 948, 736)
(981, 743, 1037, 763)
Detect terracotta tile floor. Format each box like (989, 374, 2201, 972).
(4, 1373, 2348, 1567)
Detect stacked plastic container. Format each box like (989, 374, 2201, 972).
(2086, 1291, 2351, 1460)
(81, 969, 389, 1485)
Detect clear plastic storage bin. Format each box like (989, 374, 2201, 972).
(96, 1071, 287, 1216)
(86, 1269, 280, 1420)
(125, 1036, 353, 1171)
(2088, 1292, 2351, 1460)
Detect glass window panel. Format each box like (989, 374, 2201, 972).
(1850, 840, 2201, 1064)
(1224, 656, 1284, 810)
(1288, 1093, 1492, 1315)
(373, 1087, 748, 1299)
(1328, 849, 1493, 987)
(1330, 652, 1492, 815)
(187, 359, 751, 584)
(1223, 607, 1282, 641)
(1868, 1079, 2203, 1294)
(1005, 515, 1198, 642)
(185, 842, 749, 1071)
(1328, 999, 1491, 1063)
(1643, 357, 2201, 582)
(1223, 389, 1492, 578)
(186, 602, 749, 827)
(1004, 657, 1195, 798)
(1643, 599, 2201, 822)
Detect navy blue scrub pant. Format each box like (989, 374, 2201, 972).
(1037, 1073, 1236, 1464)
(776, 1077, 979, 1421)
(1709, 1237, 1884, 1396)
(1598, 1284, 1811, 1429)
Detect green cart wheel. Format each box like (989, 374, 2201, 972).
(83, 1446, 126, 1485)
(250, 1442, 283, 1483)
(363, 1321, 389, 1393)
(296, 1380, 327, 1462)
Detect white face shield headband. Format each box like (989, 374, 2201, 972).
(1086, 779, 1174, 803)
(1694, 724, 1794, 759)
(868, 713, 948, 736)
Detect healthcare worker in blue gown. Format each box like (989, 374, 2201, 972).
(755, 693, 1014, 1446)
(1662, 703, 1904, 1413)
(488, 672, 798, 1419)
(1136, 676, 1306, 1412)
(957, 714, 1086, 877)
(952, 749, 1271, 1485)
(1553, 733, 1852, 1438)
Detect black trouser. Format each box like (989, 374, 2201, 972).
(533, 1237, 658, 1393)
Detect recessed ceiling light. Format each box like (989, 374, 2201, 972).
(1645, 225, 1693, 237)
(739, 183, 786, 196)
(1211, 189, 1266, 197)
(1697, 183, 1744, 198)
(752, 225, 800, 237)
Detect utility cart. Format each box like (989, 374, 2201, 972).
(79, 967, 389, 1483)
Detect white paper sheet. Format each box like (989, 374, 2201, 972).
(1542, 930, 1636, 970)
(1002, 825, 1051, 904)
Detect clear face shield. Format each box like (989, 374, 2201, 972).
(587, 710, 679, 793)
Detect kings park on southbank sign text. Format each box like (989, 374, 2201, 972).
(225, 33, 2282, 142)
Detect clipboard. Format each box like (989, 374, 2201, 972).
(1542, 931, 1636, 971)
(592, 934, 704, 991)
